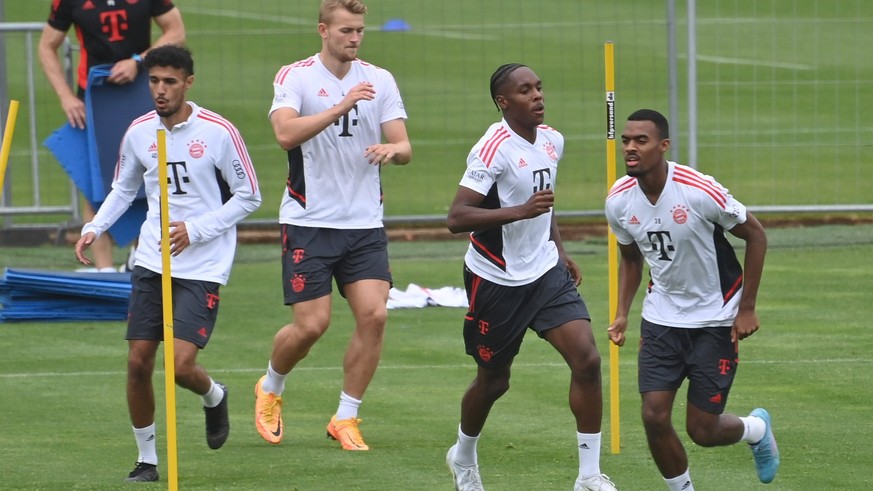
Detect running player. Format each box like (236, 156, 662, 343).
(444, 63, 616, 491)
(75, 45, 261, 482)
(605, 109, 779, 490)
(253, 0, 412, 451)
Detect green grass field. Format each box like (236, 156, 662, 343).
(1, 223, 872, 490)
(3, 1, 873, 225)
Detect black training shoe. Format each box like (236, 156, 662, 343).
(126, 462, 159, 482)
(204, 383, 230, 449)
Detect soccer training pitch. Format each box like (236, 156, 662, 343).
(1, 222, 871, 490)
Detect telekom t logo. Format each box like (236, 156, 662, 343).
(206, 293, 220, 309)
(292, 249, 304, 264)
(718, 358, 732, 375)
(100, 10, 129, 42)
(478, 320, 490, 335)
(646, 231, 675, 261)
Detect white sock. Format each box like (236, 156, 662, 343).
(664, 469, 694, 491)
(201, 379, 224, 408)
(261, 361, 287, 395)
(577, 432, 602, 479)
(335, 391, 362, 420)
(740, 415, 767, 444)
(133, 423, 158, 465)
(454, 425, 479, 466)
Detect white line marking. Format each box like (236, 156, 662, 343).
(689, 54, 812, 71)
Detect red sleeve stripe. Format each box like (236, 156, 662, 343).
(274, 58, 315, 85)
(673, 166, 725, 197)
(478, 127, 510, 168)
(606, 177, 637, 200)
(114, 112, 157, 181)
(672, 168, 726, 208)
(197, 110, 259, 193)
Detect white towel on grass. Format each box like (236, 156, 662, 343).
(387, 283, 468, 309)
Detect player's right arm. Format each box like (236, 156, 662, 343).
(38, 23, 85, 129)
(270, 82, 375, 150)
(446, 186, 553, 234)
(607, 241, 645, 347)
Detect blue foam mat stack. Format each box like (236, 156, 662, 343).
(0, 268, 131, 322)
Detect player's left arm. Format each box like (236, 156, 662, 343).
(365, 118, 412, 166)
(180, 128, 262, 249)
(549, 213, 581, 286)
(728, 210, 768, 342)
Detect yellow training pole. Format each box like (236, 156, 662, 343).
(0, 100, 20, 197)
(604, 42, 621, 455)
(157, 129, 179, 490)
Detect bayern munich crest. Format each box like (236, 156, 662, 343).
(543, 141, 558, 161)
(188, 139, 206, 159)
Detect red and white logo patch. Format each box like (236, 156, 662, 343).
(188, 139, 206, 159)
(517, 157, 527, 168)
(317, 88, 329, 97)
(543, 141, 558, 161)
(629, 215, 640, 225)
(672, 204, 689, 224)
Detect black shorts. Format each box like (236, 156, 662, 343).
(126, 267, 221, 349)
(638, 318, 738, 414)
(281, 224, 392, 304)
(462, 261, 589, 367)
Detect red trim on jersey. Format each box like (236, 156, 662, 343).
(479, 127, 510, 168)
(467, 273, 482, 313)
(75, 26, 88, 89)
(537, 124, 556, 132)
(197, 110, 259, 193)
(723, 273, 743, 303)
(606, 177, 638, 200)
(672, 167, 727, 208)
(469, 233, 506, 268)
(274, 57, 315, 85)
(114, 112, 158, 180)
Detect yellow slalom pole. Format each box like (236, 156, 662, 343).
(604, 42, 621, 455)
(157, 129, 179, 490)
(0, 100, 20, 197)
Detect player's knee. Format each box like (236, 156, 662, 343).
(641, 405, 672, 433)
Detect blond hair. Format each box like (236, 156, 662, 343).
(319, 0, 368, 24)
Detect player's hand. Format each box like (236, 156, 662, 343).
(75, 231, 96, 265)
(731, 309, 760, 342)
(107, 58, 138, 85)
(167, 221, 190, 256)
(607, 316, 628, 347)
(340, 82, 376, 110)
(364, 143, 396, 166)
(61, 93, 86, 129)
(563, 254, 582, 286)
(519, 189, 554, 219)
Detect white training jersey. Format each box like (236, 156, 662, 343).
(269, 54, 408, 229)
(83, 102, 261, 285)
(458, 120, 564, 286)
(605, 161, 747, 328)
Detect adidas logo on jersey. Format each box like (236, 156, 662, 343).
(629, 215, 640, 225)
(517, 157, 527, 168)
(317, 88, 329, 97)
(147, 142, 157, 153)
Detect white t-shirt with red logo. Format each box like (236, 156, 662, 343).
(83, 102, 261, 285)
(605, 161, 748, 327)
(269, 54, 408, 229)
(458, 120, 563, 286)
